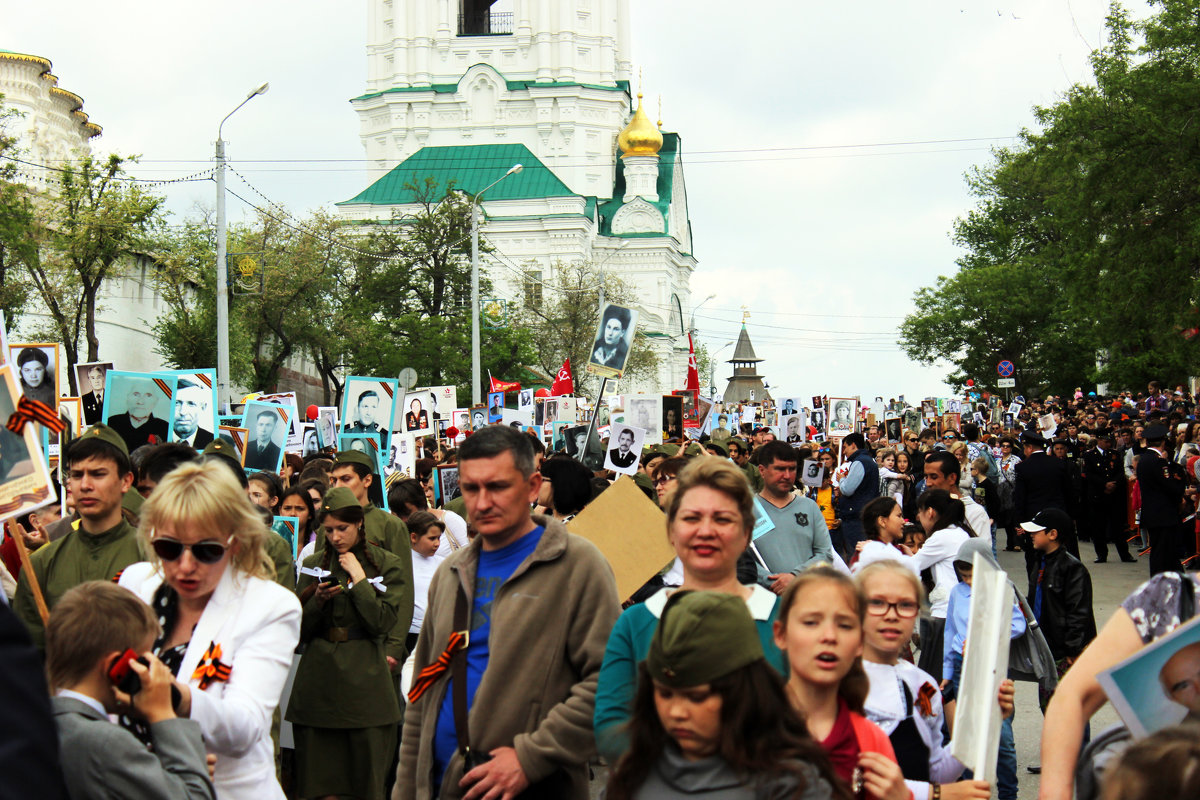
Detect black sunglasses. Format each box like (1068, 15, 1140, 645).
(151, 537, 230, 564)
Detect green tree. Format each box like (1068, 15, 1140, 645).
(0, 96, 37, 330)
(517, 261, 659, 397)
(25, 154, 164, 390)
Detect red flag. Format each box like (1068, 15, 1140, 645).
(551, 358, 574, 396)
(685, 334, 700, 394)
(489, 375, 521, 393)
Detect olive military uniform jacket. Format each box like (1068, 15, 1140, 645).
(288, 540, 406, 728)
(394, 515, 620, 800)
(15, 519, 143, 649)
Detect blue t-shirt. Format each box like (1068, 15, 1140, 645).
(433, 526, 544, 784)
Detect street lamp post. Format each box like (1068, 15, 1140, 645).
(710, 340, 734, 397)
(215, 82, 269, 409)
(470, 163, 523, 406)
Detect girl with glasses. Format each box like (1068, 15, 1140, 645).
(118, 461, 302, 800)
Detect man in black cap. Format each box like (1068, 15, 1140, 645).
(13, 424, 141, 649)
(1083, 430, 1135, 564)
(1137, 423, 1188, 575)
(1013, 430, 1074, 579)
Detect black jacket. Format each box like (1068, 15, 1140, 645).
(1027, 547, 1097, 660)
(1083, 446, 1126, 499)
(1012, 451, 1071, 524)
(1137, 448, 1187, 528)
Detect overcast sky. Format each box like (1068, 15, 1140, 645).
(3, 0, 1152, 400)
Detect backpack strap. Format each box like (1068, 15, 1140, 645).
(1178, 572, 1195, 621)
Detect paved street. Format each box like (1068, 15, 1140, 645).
(590, 539, 1153, 799)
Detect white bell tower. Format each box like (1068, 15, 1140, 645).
(356, 0, 635, 196)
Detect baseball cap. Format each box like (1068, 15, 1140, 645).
(1020, 508, 1073, 534)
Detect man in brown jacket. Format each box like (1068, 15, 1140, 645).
(394, 426, 619, 800)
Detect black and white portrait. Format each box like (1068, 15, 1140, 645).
(586, 303, 639, 378)
(11, 343, 58, 408)
(172, 374, 216, 449)
(301, 426, 320, 458)
(343, 377, 397, 449)
(626, 395, 662, 443)
(828, 397, 857, 438)
(884, 416, 903, 444)
(75, 361, 113, 425)
(519, 388, 534, 409)
(801, 459, 824, 488)
(563, 425, 588, 458)
(780, 397, 802, 417)
(810, 408, 825, 434)
(551, 421, 571, 453)
(436, 465, 460, 504)
(316, 407, 337, 449)
(783, 413, 806, 444)
(242, 401, 288, 472)
(102, 371, 174, 453)
(471, 405, 488, 431)
(604, 423, 646, 475)
(903, 408, 923, 435)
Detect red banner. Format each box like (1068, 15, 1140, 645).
(551, 359, 575, 396)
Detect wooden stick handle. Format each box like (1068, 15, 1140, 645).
(7, 520, 49, 625)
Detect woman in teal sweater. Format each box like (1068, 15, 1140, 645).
(594, 457, 788, 762)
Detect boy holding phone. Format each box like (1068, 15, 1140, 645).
(46, 581, 214, 800)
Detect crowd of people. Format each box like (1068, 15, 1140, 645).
(2, 380, 1200, 799)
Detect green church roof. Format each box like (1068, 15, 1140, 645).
(338, 144, 577, 206)
(597, 132, 681, 238)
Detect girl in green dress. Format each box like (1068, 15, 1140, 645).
(287, 487, 406, 799)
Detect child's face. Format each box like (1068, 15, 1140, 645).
(862, 571, 920, 662)
(773, 579, 863, 691)
(1030, 528, 1057, 553)
(971, 465, 982, 479)
(956, 564, 974, 587)
(653, 681, 722, 762)
(410, 527, 442, 558)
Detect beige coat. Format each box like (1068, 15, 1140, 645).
(393, 515, 619, 800)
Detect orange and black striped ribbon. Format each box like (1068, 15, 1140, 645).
(6, 396, 66, 434)
(192, 642, 232, 690)
(407, 630, 466, 703)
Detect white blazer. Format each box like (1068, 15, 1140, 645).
(120, 561, 301, 800)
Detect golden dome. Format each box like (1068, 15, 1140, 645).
(617, 93, 663, 158)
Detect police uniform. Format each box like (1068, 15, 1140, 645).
(287, 487, 407, 800)
(13, 424, 144, 649)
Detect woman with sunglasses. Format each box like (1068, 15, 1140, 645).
(119, 461, 302, 800)
(287, 486, 407, 800)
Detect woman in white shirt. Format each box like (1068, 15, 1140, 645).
(910, 489, 975, 683)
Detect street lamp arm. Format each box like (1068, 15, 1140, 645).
(218, 83, 270, 140)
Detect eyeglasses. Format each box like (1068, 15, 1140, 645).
(942, 434, 956, 440)
(151, 536, 230, 564)
(866, 598, 920, 618)
(653, 475, 677, 487)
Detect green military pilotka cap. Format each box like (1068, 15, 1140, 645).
(683, 442, 704, 458)
(660, 443, 681, 457)
(336, 449, 376, 471)
(705, 440, 729, 457)
(321, 486, 360, 515)
(645, 591, 764, 687)
(202, 438, 238, 460)
(77, 423, 130, 457)
(632, 472, 654, 492)
(730, 437, 750, 451)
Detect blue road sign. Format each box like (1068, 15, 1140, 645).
(997, 360, 1015, 377)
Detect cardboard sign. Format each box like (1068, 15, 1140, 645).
(567, 476, 675, 602)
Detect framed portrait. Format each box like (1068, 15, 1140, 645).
(586, 302, 639, 379)
(102, 371, 175, 453)
(314, 407, 337, 450)
(625, 395, 662, 443)
(74, 361, 113, 425)
(385, 433, 416, 479)
(779, 397, 803, 418)
(342, 376, 397, 450)
(941, 413, 961, 434)
(217, 426, 248, 464)
(402, 390, 434, 436)
(903, 407, 924, 435)
(241, 400, 289, 473)
(450, 408, 471, 434)
(1008, 401, 1024, 417)
(661, 394, 684, 442)
(604, 423, 646, 475)
(10, 343, 59, 408)
(782, 410, 807, 444)
(564, 424, 589, 458)
(169, 369, 218, 449)
(543, 398, 560, 425)
(884, 416, 903, 444)
(550, 420, 572, 453)
(56, 397, 82, 451)
(469, 405, 488, 431)
(0, 364, 57, 521)
(800, 458, 824, 488)
(256, 391, 301, 437)
(338, 431, 382, 460)
(501, 408, 533, 427)
(518, 388, 534, 409)
(487, 391, 504, 423)
(298, 425, 320, 458)
(1002, 412, 1015, 428)
(827, 397, 857, 438)
(433, 465, 461, 506)
(922, 399, 937, 416)
(272, 516, 299, 560)
(810, 408, 825, 435)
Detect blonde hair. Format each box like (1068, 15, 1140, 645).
(948, 440, 968, 459)
(46, 581, 160, 691)
(139, 461, 274, 581)
(875, 448, 897, 465)
(854, 560, 926, 604)
(666, 457, 755, 540)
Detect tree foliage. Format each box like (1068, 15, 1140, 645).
(902, 0, 1200, 396)
(0, 96, 35, 329)
(517, 261, 659, 397)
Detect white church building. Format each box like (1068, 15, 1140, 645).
(336, 0, 698, 393)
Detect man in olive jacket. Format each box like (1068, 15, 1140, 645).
(394, 426, 619, 800)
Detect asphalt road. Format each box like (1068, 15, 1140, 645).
(588, 537, 1152, 799)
